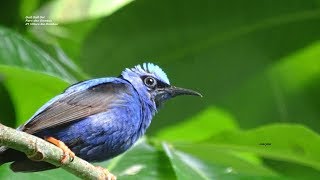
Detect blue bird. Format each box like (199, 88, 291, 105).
(0, 63, 201, 177)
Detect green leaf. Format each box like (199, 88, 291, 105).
(100, 139, 176, 180)
(222, 40, 320, 129)
(0, 26, 76, 83)
(163, 142, 214, 180)
(268, 41, 320, 93)
(174, 143, 277, 177)
(156, 107, 238, 142)
(162, 143, 281, 180)
(208, 124, 320, 171)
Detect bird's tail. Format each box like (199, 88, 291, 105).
(10, 160, 56, 172)
(0, 146, 9, 165)
(0, 146, 23, 166)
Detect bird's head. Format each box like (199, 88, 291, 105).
(121, 63, 202, 109)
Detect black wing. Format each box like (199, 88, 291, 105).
(21, 82, 130, 134)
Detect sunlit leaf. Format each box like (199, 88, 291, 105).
(99, 139, 176, 180)
(174, 143, 277, 176)
(162, 143, 281, 180)
(163, 142, 214, 180)
(156, 107, 238, 142)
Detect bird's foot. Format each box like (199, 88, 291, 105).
(44, 136, 75, 164)
(96, 166, 117, 180)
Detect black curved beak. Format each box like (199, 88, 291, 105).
(166, 86, 202, 98)
(154, 85, 202, 108)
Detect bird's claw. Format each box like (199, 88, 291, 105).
(44, 136, 75, 164)
(96, 166, 117, 180)
(60, 149, 75, 164)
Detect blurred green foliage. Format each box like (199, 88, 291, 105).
(1, 0, 320, 179)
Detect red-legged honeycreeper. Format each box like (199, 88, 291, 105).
(0, 63, 202, 173)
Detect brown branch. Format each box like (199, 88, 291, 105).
(0, 123, 113, 179)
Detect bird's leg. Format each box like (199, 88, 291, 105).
(96, 166, 117, 180)
(44, 136, 75, 164)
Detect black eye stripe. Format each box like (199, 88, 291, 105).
(156, 81, 168, 88)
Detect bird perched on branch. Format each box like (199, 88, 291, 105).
(0, 63, 201, 178)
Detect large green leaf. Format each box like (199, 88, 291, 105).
(207, 124, 320, 171)
(174, 143, 277, 177)
(223, 40, 320, 130)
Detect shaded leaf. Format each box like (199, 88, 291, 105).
(269, 41, 320, 93)
(223, 40, 320, 130)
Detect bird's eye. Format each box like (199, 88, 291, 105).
(144, 76, 157, 88)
